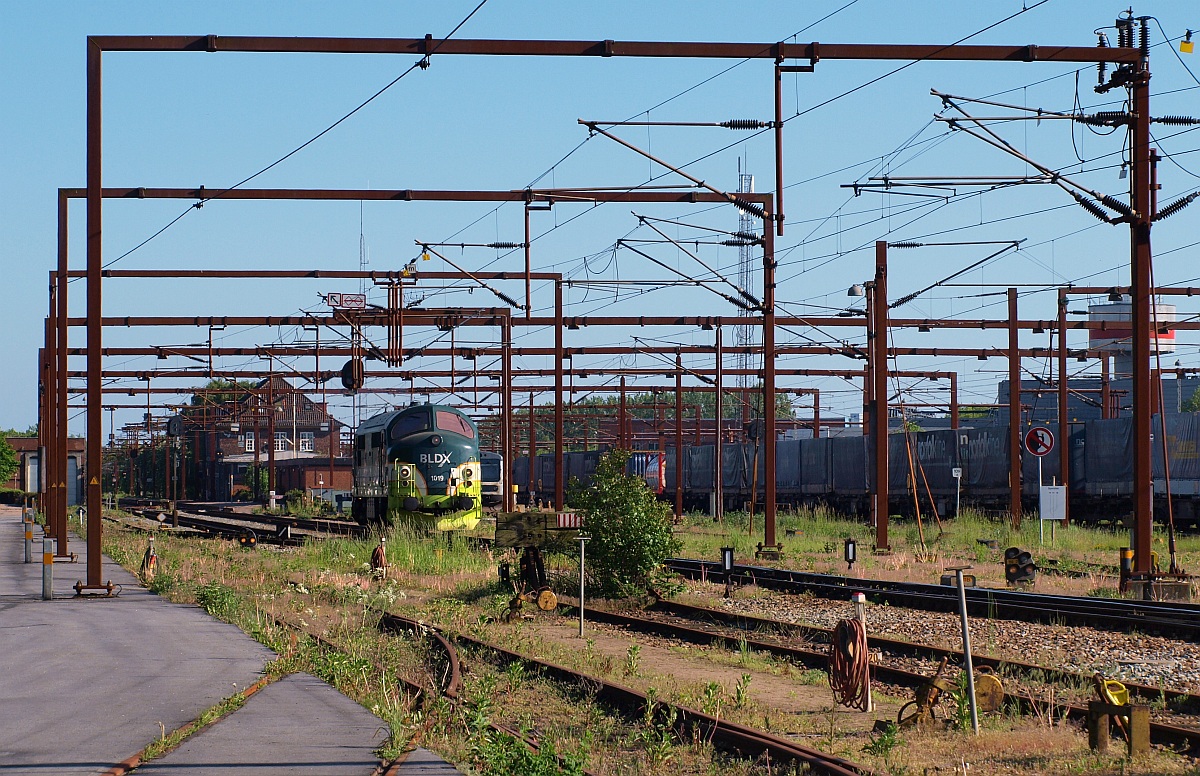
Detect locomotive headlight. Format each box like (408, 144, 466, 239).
(462, 466, 474, 481)
(398, 465, 412, 480)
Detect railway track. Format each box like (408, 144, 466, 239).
(121, 505, 365, 546)
(665, 558, 1200, 642)
(560, 597, 1200, 755)
(375, 610, 874, 776)
(271, 611, 597, 776)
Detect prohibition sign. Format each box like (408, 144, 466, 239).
(1024, 426, 1054, 457)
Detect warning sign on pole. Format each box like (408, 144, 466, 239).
(1024, 426, 1054, 457)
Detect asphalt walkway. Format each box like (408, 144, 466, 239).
(0, 505, 458, 775)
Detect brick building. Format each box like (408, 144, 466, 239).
(185, 377, 351, 501)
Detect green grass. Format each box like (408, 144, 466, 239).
(673, 505, 1200, 580)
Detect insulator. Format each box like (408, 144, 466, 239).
(721, 239, 756, 247)
(1072, 192, 1115, 223)
(721, 119, 769, 130)
(1152, 115, 1200, 126)
(890, 241, 923, 249)
(495, 290, 521, 308)
(1153, 192, 1199, 222)
(1097, 33, 1109, 85)
(1116, 17, 1131, 49)
(1076, 111, 1130, 126)
(730, 197, 766, 219)
(487, 242, 523, 249)
(1139, 18, 1150, 56)
(732, 230, 759, 241)
(1100, 195, 1134, 217)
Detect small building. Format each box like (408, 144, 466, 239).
(3, 437, 86, 505)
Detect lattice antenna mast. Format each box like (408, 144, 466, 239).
(358, 200, 370, 296)
(735, 169, 758, 394)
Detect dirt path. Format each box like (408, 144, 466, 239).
(526, 616, 903, 738)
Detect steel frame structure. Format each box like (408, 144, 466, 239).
(51, 32, 1160, 591)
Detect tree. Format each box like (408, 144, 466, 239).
(0, 438, 19, 486)
(567, 449, 681, 597)
(1184, 390, 1200, 414)
(188, 378, 258, 408)
(1, 425, 38, 438)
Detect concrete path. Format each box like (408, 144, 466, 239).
(0, 506, 459, 775)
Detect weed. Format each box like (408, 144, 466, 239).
(734, 673, 752, 709)
(863, 721, 904, 758)
(505, 660, 527, 689)
(637, 690, 677, 768)
(737, 635, 752, 665)
(195, 581, 240, 620)
(700, 681, 723, 716)
(624, 644, 641, 677)
(470, 729, 589, 776)
(950, 670, 973, 731)
(148, 571, 177, 596)
(797, 668, 827, 685)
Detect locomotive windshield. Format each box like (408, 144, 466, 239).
(435, 410, 476, 439)
(390, 412, 429, 440)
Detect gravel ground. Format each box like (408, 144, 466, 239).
(689, 581, 1200, 695)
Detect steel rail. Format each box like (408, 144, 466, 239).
(644, 598, 1199, 709)
(665, 559, 1200, 641)
(563, 598, 1200, 754)
(377, 611, 872, 775)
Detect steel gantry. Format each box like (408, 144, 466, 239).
(59, 32, 1161, 592)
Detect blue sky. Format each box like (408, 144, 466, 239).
(3, 1, 1199, 436)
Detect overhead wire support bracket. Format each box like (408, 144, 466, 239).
(582, 119, 771, 130)
(578, 120, 771, 221)
(632, 212, 762, 309)
(615, 240, 757, 312)
(934, 95, 1137, 220)
(416, 243, 522, 309)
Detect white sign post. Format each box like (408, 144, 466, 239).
(951, 467, 962, 517)
(1025, 426, 1059, 545)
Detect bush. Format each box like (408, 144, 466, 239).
(195, 581, 240, 620)
(0, 488, 33, 505)
(568, 450, 680, 598)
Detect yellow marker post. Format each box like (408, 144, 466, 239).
(42, 538, 54, 600)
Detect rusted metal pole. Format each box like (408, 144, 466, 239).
(1130, 62, 1154, 575)
(811, 390, 820, 437)
(44, 288, 56, 536)
(56, 191, 71, 552)
(502, 315, 513, 512)
(524, 204, 532, 318)
(554, 280, 564, 510)
(872, 242, 889, 550)
(618, 376, 627, 448)
(1008, 288, 1021, 527)
(84, 37, 104, 588)
(528, 393, 536, 504)
(37, 343, 50, 530)
(762, 214, 777, 550)
(1102, 356, 1111, 419)
(1058, 288, 1070, 522)
(714, 325, 723, 521)
(773, 62, 785, 237)
(675, 353, 684, 521)
(267, 381, 277, 501)
(949, 371, 959, 430)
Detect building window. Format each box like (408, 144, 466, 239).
(275, 432, 288, 452)
(244, 431, 255, 452)
(300, 431, 315, 452)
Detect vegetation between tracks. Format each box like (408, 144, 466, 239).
(93, 509, 1200, 775)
